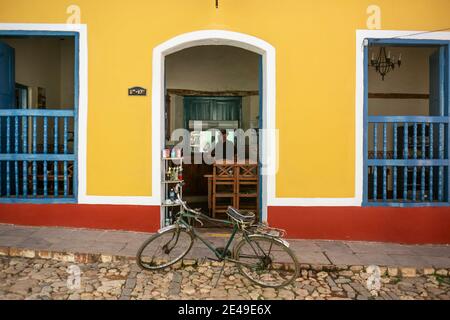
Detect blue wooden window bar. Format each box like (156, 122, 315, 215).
(366, 117, 449, 205)
(0, 110, 76, 203)
(364, 39, 450, 207)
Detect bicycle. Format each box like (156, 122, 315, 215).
(136, 183, 299, 288)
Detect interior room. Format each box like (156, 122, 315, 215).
(367, 45, 448, 202)
(163, 45, 261, 224)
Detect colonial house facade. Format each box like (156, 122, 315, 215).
(0, 0, 449, 243)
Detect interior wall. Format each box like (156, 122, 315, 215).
(0, 37, 74, 109)
(368, 46, 439, 151)
(166, 45, 260, 143)
(368, 46, 438, 117)
(166, 45, 259, 91)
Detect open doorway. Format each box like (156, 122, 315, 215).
(163, 45, 261, 226)
(0, 34, 77, 201)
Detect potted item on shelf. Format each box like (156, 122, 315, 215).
(162, 149, 170, 158)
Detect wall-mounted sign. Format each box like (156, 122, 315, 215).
(128, 87, 147, 96)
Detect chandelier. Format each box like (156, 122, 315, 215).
(370, 47, 402, 81)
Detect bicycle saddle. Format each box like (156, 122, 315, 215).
(227, 207, 255, 224)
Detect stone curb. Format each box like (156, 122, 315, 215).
(0, 246, 449, 278)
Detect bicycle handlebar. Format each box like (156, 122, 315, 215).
(174, 182, 199, 215)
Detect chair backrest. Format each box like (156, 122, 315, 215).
(237, 163, 258, 179)
(213, 162, 236, 179)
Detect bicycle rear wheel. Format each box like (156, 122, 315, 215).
(233, 235, 299, 288)
(137, 226, 194, 270)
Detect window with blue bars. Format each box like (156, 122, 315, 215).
(364, 40, 449, 206)
(0, 32, 78, 203)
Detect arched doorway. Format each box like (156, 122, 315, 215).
(151, 30, 276, 227)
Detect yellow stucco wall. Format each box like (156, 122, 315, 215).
(1, 0, 449, 198)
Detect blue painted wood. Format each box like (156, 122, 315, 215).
(368, 159, 448, 166)
(422, 123, 426, 160)
(393, 166, 397, 201)
(382, 123, 387, 201)
(6, 117, 10, 154)
(363, 43, 369, 204)
(402, 122, 408, 200)
(64, 117, 68, 196)
(0, 41, 15, 197)
(403, 123, 408, 159)
(364, 201, 450, 208)
(393, 123, 398, 200)
(54, 118, 58, 197)
(258, 54, 263, 219)
(447, 44, 450, 203)
(22, 116, 27, 153)
(412, 123, 418, 201)
(0, 198, 76, 204)
(420, 124, 426, 200)
(368, 116, 448, 123)
(0, 118, 1, 195)
(429, 124, 434, 202)
(0, 109, 74, 117)
(32, 117, 37, 196)
(0, 31, 78, 37)
(421, 166, 426, 201)
(403, 123, 408, 200)
(373, 123, 378, 200)
(393, 123, 398, 159)
(14, 116, 18, 196)
(413, 123, 418, 159)
(22, 116, 27, 196)
(368, 39, 449, 46)
(5, 117, 10, 196)
(438, 123, 444, 201)
(43, 117, 48, 197)
(68, 32, 80, 201)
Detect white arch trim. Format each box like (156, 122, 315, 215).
(152, 30, 277, 223)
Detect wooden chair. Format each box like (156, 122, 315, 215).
(212, 162, 236, 218)
(236, 163, 259, 215)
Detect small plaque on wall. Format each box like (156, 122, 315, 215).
(128, 87, 147, 96)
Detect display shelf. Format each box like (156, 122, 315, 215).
(162, 154, 184, 226)
(162, 180, 184, 184)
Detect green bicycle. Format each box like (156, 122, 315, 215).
(137, 183, 299, 288)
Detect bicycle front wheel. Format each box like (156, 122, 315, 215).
(234, 235, 299, 288)
(137, 226, 194, 270)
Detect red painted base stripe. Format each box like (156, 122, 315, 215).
(0, 204, 160, 233)
(268, 206, 450, 244)
(1, 204, 449, 244)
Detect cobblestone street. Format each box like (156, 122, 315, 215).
(0, 256, 449, 300)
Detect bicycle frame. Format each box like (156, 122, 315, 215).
(177, 210, 241, 261)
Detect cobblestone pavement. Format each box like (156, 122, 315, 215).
(0, 256, 449, 300)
